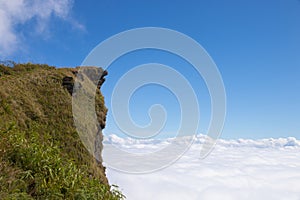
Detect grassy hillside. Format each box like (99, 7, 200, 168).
(0, 63, 124, 199)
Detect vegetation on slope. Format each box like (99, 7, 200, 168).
(0, 62, 124, 199)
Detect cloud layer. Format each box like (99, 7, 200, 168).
(0, 0, 76, 57)
(105, 135, 300, 200)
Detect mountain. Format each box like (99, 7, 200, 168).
(0, 62, 124, 199)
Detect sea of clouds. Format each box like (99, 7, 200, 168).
(104, 134, 300, 200)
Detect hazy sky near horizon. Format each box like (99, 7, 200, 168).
(1, 0, 300, 139)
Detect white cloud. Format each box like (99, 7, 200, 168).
(0, 0, 81, 57)
(105, 135, 300, 200)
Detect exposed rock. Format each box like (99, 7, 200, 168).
(62, 76, 74, 95)
(62, 68, 108, 95)
(65, 67, 108, 166)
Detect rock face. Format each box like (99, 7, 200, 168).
(62, 68, 108, 95)
(62, 67, 108, 164)
(62, 76, 74, 95)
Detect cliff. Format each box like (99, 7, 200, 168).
(0, 63, 124, 199)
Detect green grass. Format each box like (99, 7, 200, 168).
(0, 63, 124, 199)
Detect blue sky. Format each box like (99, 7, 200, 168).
(1, 0, 300, 139)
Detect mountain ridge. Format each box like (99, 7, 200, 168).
(0, 63, 124, 199)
